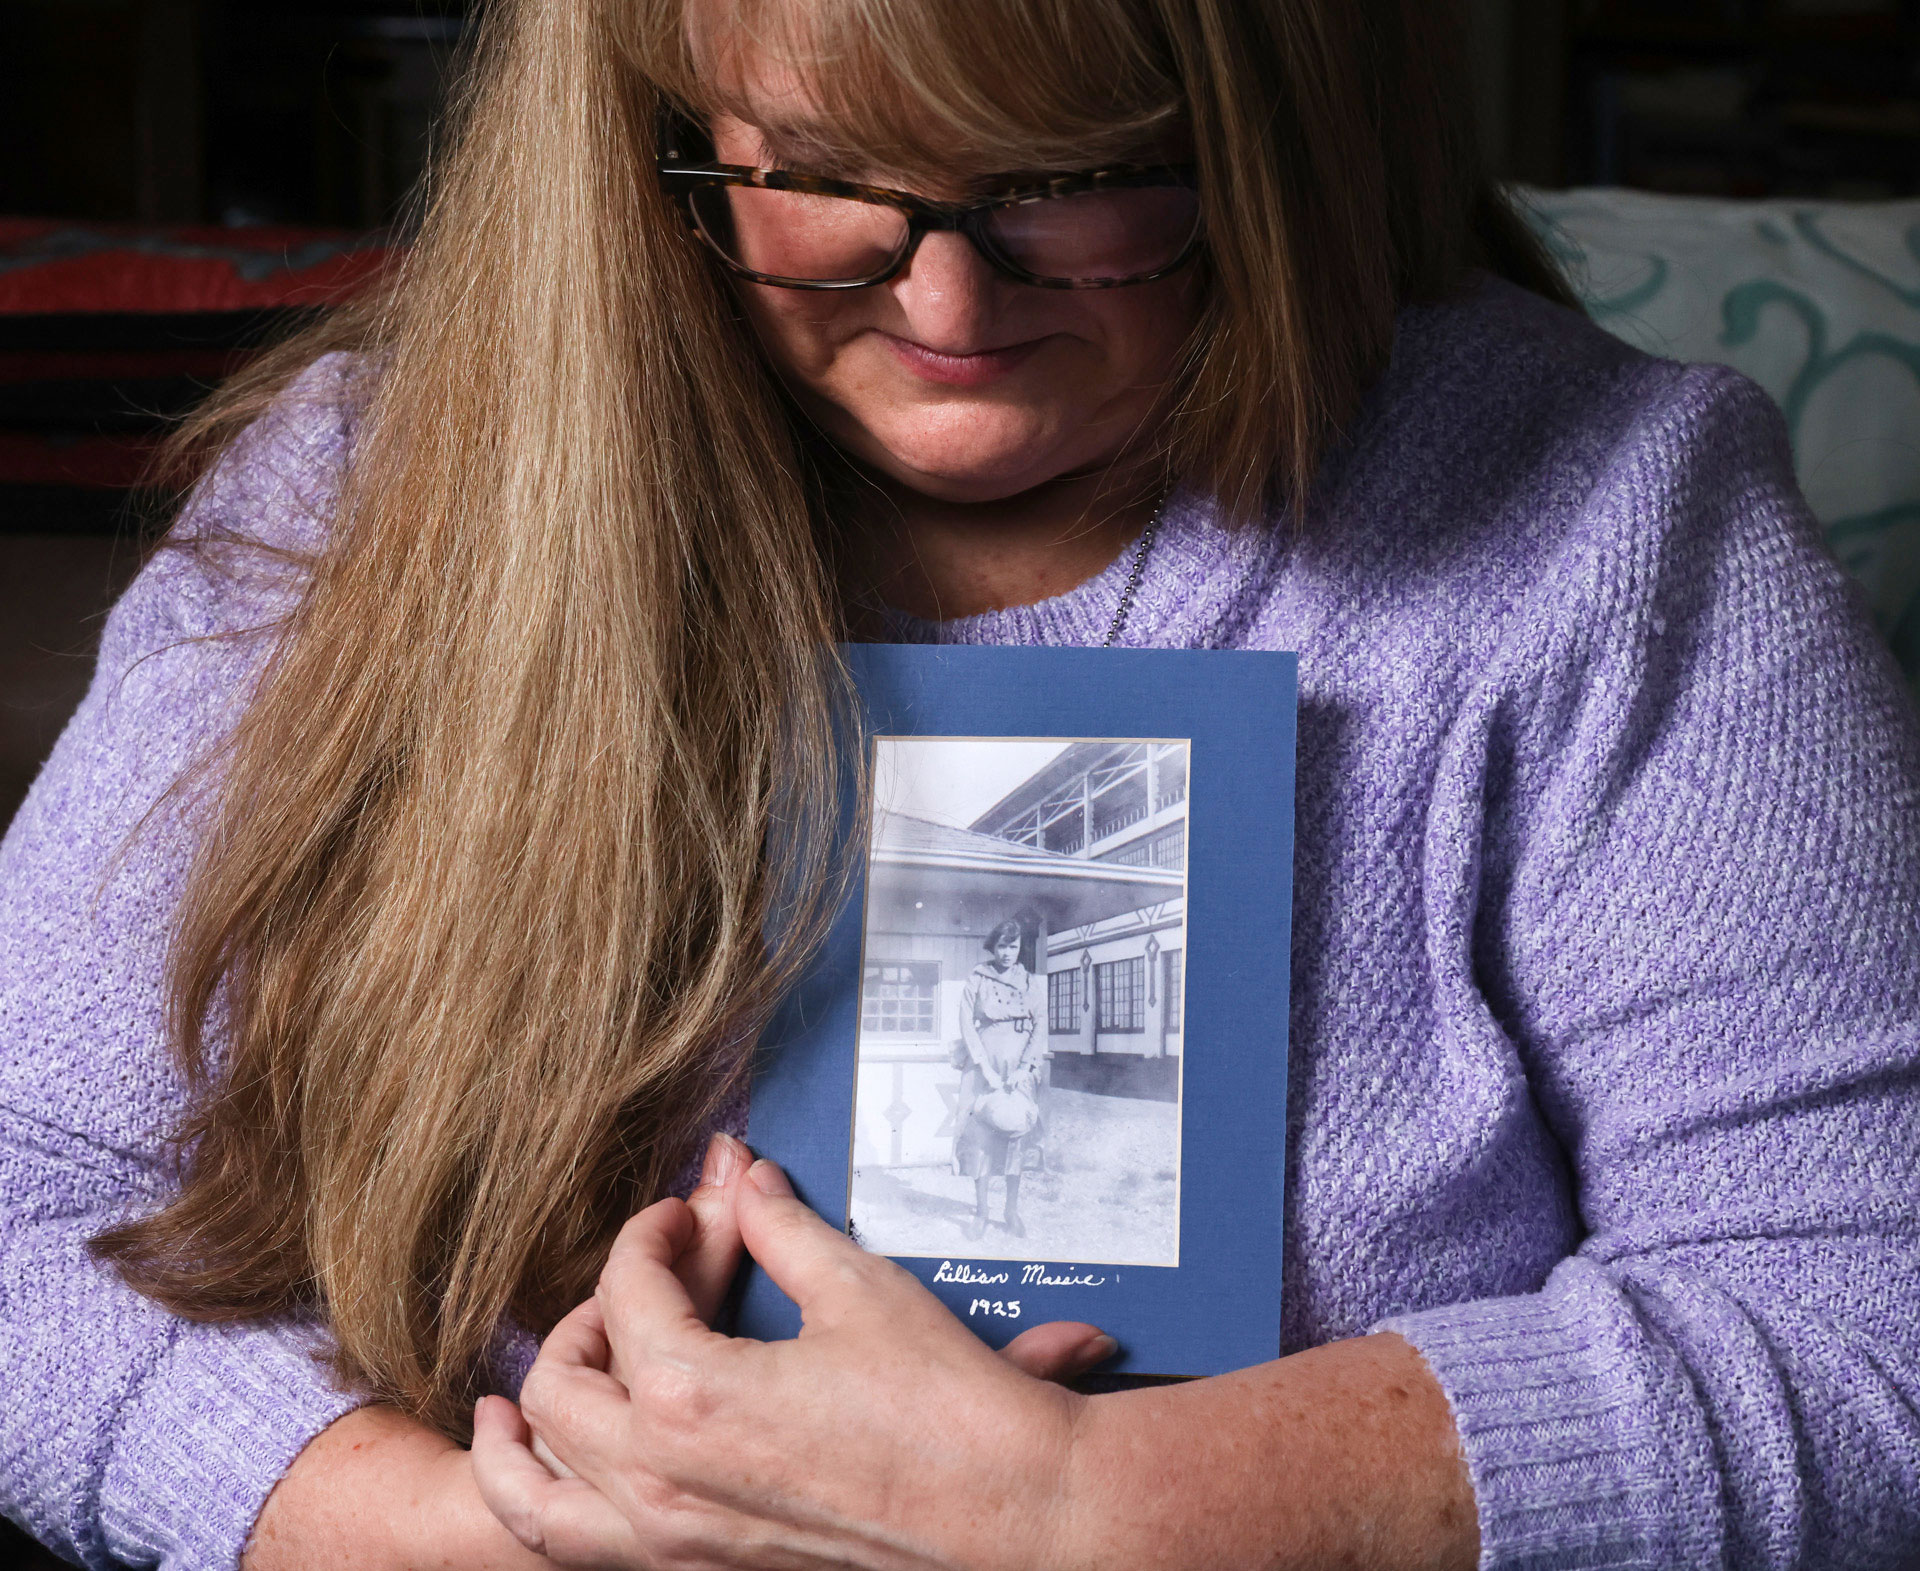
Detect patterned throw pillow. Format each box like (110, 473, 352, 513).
(1521, 187, 1920, 687)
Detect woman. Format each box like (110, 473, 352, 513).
(951, 920, 1047, 1240)
(1, 0, 1916, 1565)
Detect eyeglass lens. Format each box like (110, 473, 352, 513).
(690, 185, 909, 284)
(987, 186, 1200, 283)
(687, 182, 1199, 286)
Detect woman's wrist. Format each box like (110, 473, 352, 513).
(411, 1437, 558, 1570)
(246, 1405, 549, 1571)
(1050, 1334, 1478, 1571)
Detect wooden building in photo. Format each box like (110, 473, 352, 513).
(968, 741, 1189, 1099)
(853, 805, 1181, 1169)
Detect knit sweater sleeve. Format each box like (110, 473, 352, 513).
(0, 356, 370, 1569)
(1382, 365, 1920, 1568)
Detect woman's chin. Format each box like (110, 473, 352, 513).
(857, 440, 1092, 505)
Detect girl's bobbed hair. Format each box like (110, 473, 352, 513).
(984, 919, 1025, 953)
(94, 0, 1573, 1440)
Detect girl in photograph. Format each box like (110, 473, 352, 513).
(951, 919, 1047, 1241)
(2, 0, 1917, 1566)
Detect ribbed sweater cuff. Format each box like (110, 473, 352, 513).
(1379, 1277, 1719, 1570)
(97, 1318, 365, 1570)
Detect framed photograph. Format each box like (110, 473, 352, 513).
(739, 644, 1296, 1377)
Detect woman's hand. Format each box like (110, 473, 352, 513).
(472, 1148, 1476, 1571)
(522, 1130, 753, 1480)
(470, 1156, 1114, 1571)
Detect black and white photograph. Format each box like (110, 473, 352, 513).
(847, 736, 1191, 1267)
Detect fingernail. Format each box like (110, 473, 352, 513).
(747, 1158, 793, 1196)
(702, 1132, 749, 1188)
(1086, 1335, 1120, 1366)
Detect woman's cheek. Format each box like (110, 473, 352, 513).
(1086, 276, 1201, 389)
(739, 286, 868, 381)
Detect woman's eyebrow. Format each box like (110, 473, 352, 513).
(739, 122, 1124, 193)
(750, 124, 865, 176)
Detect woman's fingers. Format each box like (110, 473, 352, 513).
(543, 1295, 614, 1373)
(523, 1300, 616, 1477)
(592, 1198, 719, 1361)
(998, 1322, 1119, 1382)
(677, 1133, 749, 1325)
(519, 1354, 642, 1494)
(527, 1140, 746, 1464)
(734, 1160, 921, 1334)
(470, 1394, 637, 1566)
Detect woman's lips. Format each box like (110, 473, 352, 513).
(879, 331, 1048, 387)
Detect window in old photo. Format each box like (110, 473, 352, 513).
(847, 736, 1190, 1267)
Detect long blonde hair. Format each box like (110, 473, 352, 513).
(95, 0, 1572, 1438)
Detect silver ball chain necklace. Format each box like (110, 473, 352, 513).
(1101, 493, 1167, 648)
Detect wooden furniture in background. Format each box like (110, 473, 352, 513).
(0, 1, 437, 843)
(1474, 0, 1920, 195)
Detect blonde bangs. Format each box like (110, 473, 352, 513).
(628, 0, 1183, 179)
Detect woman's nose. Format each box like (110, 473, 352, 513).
(887, 229, 1006, 350)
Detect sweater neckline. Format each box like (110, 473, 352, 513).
(873, 485, 1275, 650)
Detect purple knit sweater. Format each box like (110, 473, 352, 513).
(4, 276, 1918, 1570)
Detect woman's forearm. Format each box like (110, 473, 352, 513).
(1058, 1332, 1477, 1571)
(958, 1008, 989, 1070)
(245, 1406, 552, 1571)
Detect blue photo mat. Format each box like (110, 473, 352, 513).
(740, 644, 1296, 1376)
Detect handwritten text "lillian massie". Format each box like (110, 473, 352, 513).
(932, 1261, 1109, 1288)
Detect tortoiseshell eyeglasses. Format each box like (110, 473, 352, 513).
(655, 158, 1204, 291)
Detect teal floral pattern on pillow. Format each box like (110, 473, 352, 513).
(1522, 188, 1920, 686)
